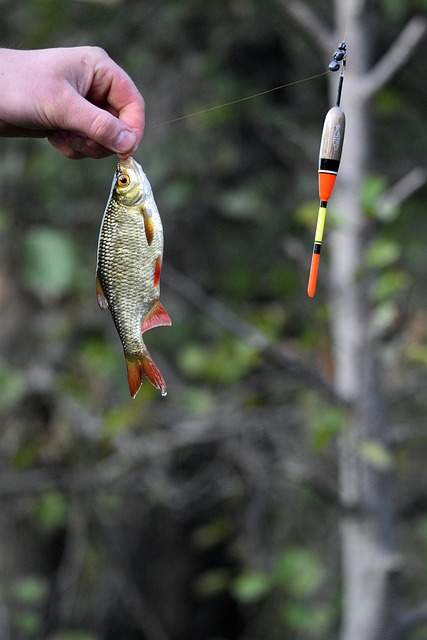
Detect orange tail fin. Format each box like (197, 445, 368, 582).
(126, 352, 167, 398)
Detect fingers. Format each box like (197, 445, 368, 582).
(47, 131, 117, 159)
(51, 92, 143, 157)
(87, 48, 145, 144)
(0, 46, 145, 159)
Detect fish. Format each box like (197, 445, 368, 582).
(96, 156, 172, 398)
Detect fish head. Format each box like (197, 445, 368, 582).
(113, 157, 149, 207)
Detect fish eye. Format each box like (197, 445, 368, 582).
(117, 173, 130, 187)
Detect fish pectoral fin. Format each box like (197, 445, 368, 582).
(141, 300, 172, 334)
(96, 276, 109, 310)
(126, 351, 167, 398)
(140, 206, 155, 246)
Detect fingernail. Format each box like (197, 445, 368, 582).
(69, 134, 86, 151)
(115, 130, 136, 153)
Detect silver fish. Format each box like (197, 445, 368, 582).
(96, 157, 171, 398)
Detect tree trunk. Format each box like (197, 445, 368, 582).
(277, 0, 426, 637)
(330, 2, 402, 639)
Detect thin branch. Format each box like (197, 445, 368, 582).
(112, 569, 172, 640)
(275, 0, 332, 56)
(362, 15, 427, 98)
(162, 264, 343, 405)
(399, 601, 427, 633)
(378, 167, 427, 215)
(49, 499, 89, 626)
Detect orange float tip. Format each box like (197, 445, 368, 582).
(307, 252, 320, 298)
(318, 172, 337, 202)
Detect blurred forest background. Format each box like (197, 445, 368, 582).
(2, 0, 427, 639)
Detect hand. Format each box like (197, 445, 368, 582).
(0, 46, 145, 159)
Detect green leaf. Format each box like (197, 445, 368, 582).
(22, 227, 78, 300)
(12, 576, 49, 605)
(194, 568, 231, 597)
(360, 441, 394, 470)
(51, 633, 99, 640)
(178, 344, 211, 378)
(378, 0, 406, 21)
(375, 88, 401, 116)
(295, 200, 319, 228)
(362, 176, 387, 216)
(282, 601, 333, 632)
(365, 238, 401, 269)
(192, 520, 232, 550)
(406, 343, 427, 367)
(178, 338, 258, 385)
(309, 406, 346, 451)
(371, 270, 410, 302)
(14, 611, 42, 634)
(231, 571, 271, 603)
(0, 361, 26, 408)
(34, 492, 69, 531)
(179, 387, 215, 415)
(275, 548, 323, 596)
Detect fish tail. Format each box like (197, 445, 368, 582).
(125, 351, 167, 398)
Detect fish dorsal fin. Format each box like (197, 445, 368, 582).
(96, 276, 109, 310)
(141, 300, 172, 334)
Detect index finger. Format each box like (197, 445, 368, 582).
(88, 55, 145, 145)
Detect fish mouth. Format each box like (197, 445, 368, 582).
(118, 155, 137, 172)
(118, 156, 146, 184)
(116, 156, 149, 206)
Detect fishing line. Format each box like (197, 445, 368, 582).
(343, 0, 354, 42)
(151, 70, 329, 128)
(151, 0, 355, 129)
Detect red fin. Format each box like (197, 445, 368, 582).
(141, 352, 167, 396)
(141, 300, 172, 334)
(125, 351, 168, 398)
(141, 207, 155, 246)
(96, 276, 108, 310)
(126, 356, 143, 399)
(153, 256, 162, 288)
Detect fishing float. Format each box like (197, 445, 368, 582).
(307, 42, 347, 298)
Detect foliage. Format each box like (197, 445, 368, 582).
(0, 1, 426, 640)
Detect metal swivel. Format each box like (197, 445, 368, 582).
(328, 41, 347, 72)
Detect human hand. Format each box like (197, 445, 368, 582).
(0, 46, 144, 159)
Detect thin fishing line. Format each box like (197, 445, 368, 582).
(151, 71, 329, 128)
(343, 0, 354, 42)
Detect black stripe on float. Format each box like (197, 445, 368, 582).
(319, 158, 340, 173)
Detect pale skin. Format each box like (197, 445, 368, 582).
(0, 46, 145, 160)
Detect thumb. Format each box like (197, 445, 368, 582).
(57, 94, 138, 155)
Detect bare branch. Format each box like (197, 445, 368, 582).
(49, 499, 89, 626)
(362, 15, 427, 98)
(112, 569, 173, 640)
(399, 601, 427, 633)
(163, 264, 343, 405)
(378, 167, 427, 216)
(275, 0, 332, 56)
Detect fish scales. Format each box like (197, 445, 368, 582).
(96, 157, 172, 398)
